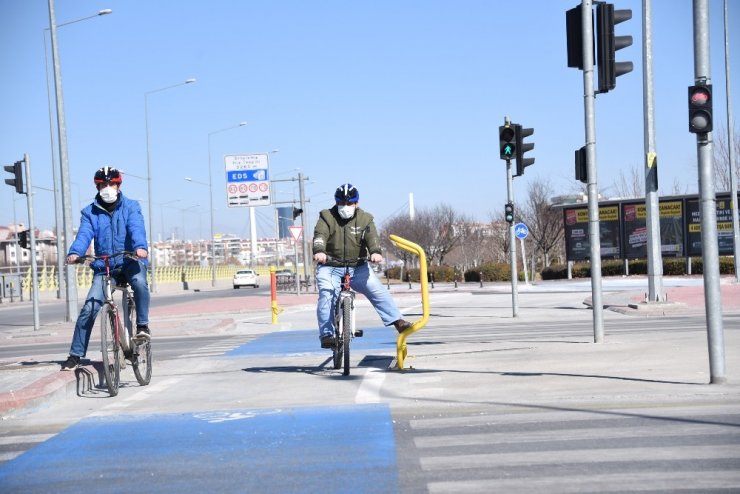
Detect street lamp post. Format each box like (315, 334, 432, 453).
(43, 8, 112, 301)
(204, 122, 247, 287)
(144, 78, 195, 293)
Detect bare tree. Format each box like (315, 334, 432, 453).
(611, 164, 644, 198)
(520, 179, 564, 268)
(713, 125, 740, 193)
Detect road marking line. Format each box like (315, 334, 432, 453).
(355, 368, 386, 403)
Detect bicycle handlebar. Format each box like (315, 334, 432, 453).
(69, 251, 140, 265)
(322, 255, 368, 266)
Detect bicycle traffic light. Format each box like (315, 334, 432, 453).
(18, 230, 30, 250)
(4, 160, 24, 194)
(499, 125, 515, 160)
(688, 83, 713, 134)
(575, 146, 587, 184)
(504, 202, 514, 224)
(596, 3, 633, 93)
(514, 125, 535, 177)
(292, 207, 303, 220)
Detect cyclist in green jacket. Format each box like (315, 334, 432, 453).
(312, 183, 411, 348)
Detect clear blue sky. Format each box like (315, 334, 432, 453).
(1, 0, 738, 242)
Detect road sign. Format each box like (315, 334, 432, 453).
(288, 225, 303, 241)
(514, 222, 529, 239)
(225, 154, 271, 208)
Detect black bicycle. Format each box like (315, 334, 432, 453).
(73, 252, 152, 395)
(328, 256, 366, 376)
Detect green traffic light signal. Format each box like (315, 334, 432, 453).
(499, 125, 516, 160)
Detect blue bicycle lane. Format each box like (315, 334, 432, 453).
(0, 329, 401, 494)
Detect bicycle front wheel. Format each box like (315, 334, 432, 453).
(100, 304, 121, 396)
(342, 297, 351, 376)
(133, 340, 152, 386)
(332, 305, 343, 370)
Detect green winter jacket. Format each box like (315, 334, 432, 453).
(312, 206, 382, 266)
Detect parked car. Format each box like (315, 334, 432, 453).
(233, 269, 259, 289)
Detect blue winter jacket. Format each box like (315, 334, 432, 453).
(68, 191, 149, 273)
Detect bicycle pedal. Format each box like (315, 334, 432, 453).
(354, 329, 364, 337)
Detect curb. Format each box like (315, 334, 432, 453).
(0, 369, 76, 418)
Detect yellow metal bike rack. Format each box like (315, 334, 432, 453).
(389, 234, 429, 370)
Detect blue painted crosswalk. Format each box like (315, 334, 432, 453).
(0, 404, 399, 494)
(225, 328, 398, 356)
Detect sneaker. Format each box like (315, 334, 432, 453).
(60, 355, 80, 371)
(135, 325, 151, 341)
(393, 319, 412, 333)
(320, 335, 336, 349)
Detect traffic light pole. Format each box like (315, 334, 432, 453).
(504, 117, 518, 318)
(693, 0, 725, 384)
(22, 154, 40, 330)
(580, 0, 604, 343)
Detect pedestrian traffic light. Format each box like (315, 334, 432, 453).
(575, 146, 588, 183)
(566, 4, 593, 70)
(596, 3, 633, 93)
(4, 160, 24, 194)
(688, 83, 713, 134)
(499, 125, 515, 160)
(514, 125, 535, 177)
(504, 202, 514, 224)
(292, 207, 303, 220)
(18, 230, 30, 250)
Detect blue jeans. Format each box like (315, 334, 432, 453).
(69, 261, 150, 358)
(316, 262, 401, 340)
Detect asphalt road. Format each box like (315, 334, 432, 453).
(1, 287, 738, 493)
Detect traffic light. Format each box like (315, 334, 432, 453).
(292, 207, 303, 220)
(4, 160, 24, 194)
(499, 124, 515, 160)
(514, 125, 535, 176)
(18, 230, 30, 250)
(566, 5, 593, 70)
(688, 83, 713, 134)
(504, 202, 514, 224)
(596, 3, 633, 93)
(575, 146, 588, 183)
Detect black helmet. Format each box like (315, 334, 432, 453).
(334, 183, 359, 203)
(94, 166, 122, 185)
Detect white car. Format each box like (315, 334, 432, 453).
(233, 269, 259, 289)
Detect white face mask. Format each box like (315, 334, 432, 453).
(99, 186, 119, 204)
(338, 204, 356, 220)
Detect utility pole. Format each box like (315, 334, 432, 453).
(643, 0, 665, 302)
(723, 0, 740, 283)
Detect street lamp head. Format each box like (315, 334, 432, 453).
(97, 9, 113, 16)
(185, 78, 196, 84)
(239, 122, 247, 126)
(184, 177, 193, 182)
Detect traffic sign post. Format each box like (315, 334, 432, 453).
(225, 154, 271, 207)
(514, 222, 530, 285)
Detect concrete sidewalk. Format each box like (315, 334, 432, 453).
(1, 277, 738, 418)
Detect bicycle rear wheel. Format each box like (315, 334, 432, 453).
(342, 297, 351, 376)
(100, 304, 121, 396)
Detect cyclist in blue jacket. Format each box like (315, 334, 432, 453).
(60, 166, 151, 370)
